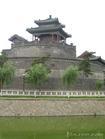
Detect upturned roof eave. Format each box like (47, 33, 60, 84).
(34, 18, 59, 25)
(77, 57, 105, 65)
(26, 27, 71, 38)
(90, 57, 105, 65)
(27, 25, 64, 32)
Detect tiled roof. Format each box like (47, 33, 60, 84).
(9, 34, 28, 42)
(27, 25, 71, 38)
(34, 15, 59, 25)
(78, 51, 96, 58)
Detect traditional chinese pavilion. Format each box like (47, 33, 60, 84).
(2, 16, 105, 90)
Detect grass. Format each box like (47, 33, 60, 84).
(0, 116, 104, 138)
(0, 95, 105, 100)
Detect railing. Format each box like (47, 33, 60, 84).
(0, 90, 105, 97)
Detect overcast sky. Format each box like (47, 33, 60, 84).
(0, 0, 105, 58)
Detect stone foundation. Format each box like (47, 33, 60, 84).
(0, 99, 105, 116)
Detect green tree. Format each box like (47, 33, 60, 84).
(78, 58, 92, 77)
(62, 66, 79, 87)
(95, 80, 103, 90)
(0, 54, 8, 67)
(0, 62, 15, 90)
(25, 63, 50, 88)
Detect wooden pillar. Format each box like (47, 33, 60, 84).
(52, 33, 53, 42)
(57, 34, 58, 42)
(64, 37, 66, 43)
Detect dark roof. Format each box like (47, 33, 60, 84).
(78, 51, 96, 58)
(27, 16, 71, 38)
(90, 56, 105, 65)
(27, 24, 64, 32)
(9, 34, 28, 42)
(78, 53, 105, 65)
(34, 15, 60, 26)
(27, 25, 71, 38)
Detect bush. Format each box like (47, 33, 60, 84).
(95, 80, 103, 90)
(62, 66, 79, 86)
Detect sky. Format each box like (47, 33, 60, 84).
(0, 0, 105, 58)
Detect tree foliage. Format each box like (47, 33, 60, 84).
(95, 80, 103, 90)
(78, 58, 92, 77)
(62, 66, 79, 86)
(0, 54, 15, 90)
(0, 54, 8, 67)
(0, 62, 15, 90)
(25, 63, 50, 86)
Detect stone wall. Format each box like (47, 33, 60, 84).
(3, 77, 104, 90)
(3, 43, 105, 90)
(0, 99, 105, 116)
(9, 57, 105, 73)
(4, 44, 76, 59)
